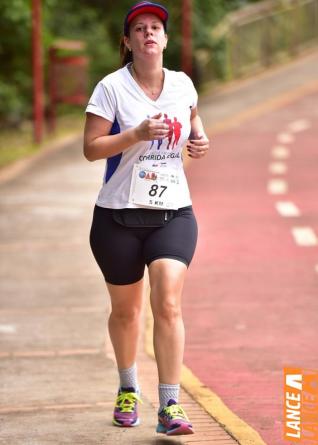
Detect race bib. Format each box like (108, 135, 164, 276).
(129, 164, 180, 210)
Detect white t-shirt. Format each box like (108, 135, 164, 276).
(85, 63, 198, 209)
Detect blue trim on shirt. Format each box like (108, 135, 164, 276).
(105, 117, 122, 183)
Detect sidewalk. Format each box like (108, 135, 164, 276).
(0, 122, 237, 444)
(1, 49, 318, 445)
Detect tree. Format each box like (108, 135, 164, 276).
(0, 0, 32, 126)
(0, 0, 263, 127)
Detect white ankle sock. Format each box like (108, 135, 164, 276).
(158, 383, 180, 412)
(118, 363, 140, 393)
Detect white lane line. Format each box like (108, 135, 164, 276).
(277, 133, 294, 144)
(275, 201, 301, 217)
(271, 146, 290, 160)
(235, 323, 247, 331)
(268, 162, 288, 174)
(267, 179, 288, 195)
(288, 119, 311, 133)
(292, 227, 318, 246)
(0, 324, 17, 334)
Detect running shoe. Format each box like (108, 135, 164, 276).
(112, 387, 142, 427)
(156, 399, 194, 435)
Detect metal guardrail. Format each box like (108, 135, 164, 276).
(201, 0, 318, 83)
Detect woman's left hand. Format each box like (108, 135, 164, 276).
(187, 132, 210, 159)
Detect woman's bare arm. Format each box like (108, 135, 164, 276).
(83, 112, 169, 161)
(83, 113, 139, 161)
(187, 107, 210, 159)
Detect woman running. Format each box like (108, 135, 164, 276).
(84, 1, 209, 436)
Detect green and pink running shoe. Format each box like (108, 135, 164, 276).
(156, 399, 194, 435)
(112, 387, 142, 427)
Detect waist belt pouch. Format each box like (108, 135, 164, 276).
(112, 208, 175, 228)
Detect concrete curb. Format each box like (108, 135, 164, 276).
(207, 79, 318, 137)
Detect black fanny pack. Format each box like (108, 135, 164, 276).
(112, 208, 175, 228)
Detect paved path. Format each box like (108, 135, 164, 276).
(0, 123, 237, 443)
(0, 49, 318, 444)
(184, 53, 318, 445)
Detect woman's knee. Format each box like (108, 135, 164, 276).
(152, 296, 182, 324)
(107, 279, 144, 324)
(110, 306, 141, 324)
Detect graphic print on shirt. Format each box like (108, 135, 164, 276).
(148, 113, 182, 151)
(172, 117, 182, 149)
(164, 114, 173, 149)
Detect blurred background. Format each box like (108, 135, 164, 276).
(1, 0, 318, 165)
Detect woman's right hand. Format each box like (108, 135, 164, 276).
(135, 113, 169, 141)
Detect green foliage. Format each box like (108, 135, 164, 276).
(44, 0, 118, 87)
(192, 0, 256, 83)
(0, 0, 263, 128)
(0, 0, 32, 126)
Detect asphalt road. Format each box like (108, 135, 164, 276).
(184, 74, 318, 445)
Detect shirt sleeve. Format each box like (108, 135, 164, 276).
(85, 80, 116, 122)
(182, 73, 198, 109)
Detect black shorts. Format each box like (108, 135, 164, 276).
(89, 205, 198, 285)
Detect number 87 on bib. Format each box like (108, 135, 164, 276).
(129, 164, 180, 210)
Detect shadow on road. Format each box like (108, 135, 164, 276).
(150, 439, 184, 445)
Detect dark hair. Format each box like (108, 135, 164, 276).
(120, 36, 133, 67)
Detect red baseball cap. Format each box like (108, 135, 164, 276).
(124, 2, 169, 36)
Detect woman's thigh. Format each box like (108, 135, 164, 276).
(107, 279, 144, 315)
(89, 206, 146, 285)
(143, 206, 198, 268)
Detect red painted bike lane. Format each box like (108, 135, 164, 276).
(183, 91, 318, 445)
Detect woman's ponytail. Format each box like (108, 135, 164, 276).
(120, 37, 133, 67)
